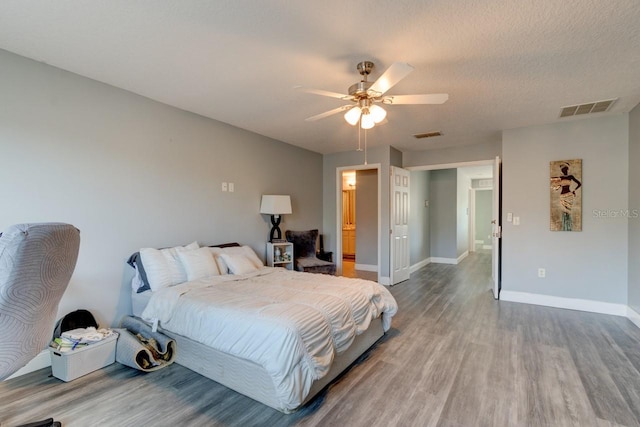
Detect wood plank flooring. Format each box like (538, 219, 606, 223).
(2, 252, 640, 426)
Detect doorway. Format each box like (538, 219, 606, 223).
(407, 158, 501, 297)
(336, 165, 381, 282)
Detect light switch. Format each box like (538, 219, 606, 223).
(229, 182, 235, 192)
(513, 216, 520, 225)
(221, 182, 228, 192)
(507, 212, 513, 222)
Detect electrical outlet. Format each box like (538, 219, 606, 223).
(507, 212, 513, 222)
(221, 182, 228, 192)
(538, 268, 546, 278)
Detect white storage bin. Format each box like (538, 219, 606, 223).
(50, 333, 118, 382)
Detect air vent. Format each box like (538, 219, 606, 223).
(413, 131, 443, 139)
(560, 99, 616, 118)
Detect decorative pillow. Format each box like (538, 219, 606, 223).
(178, 247, 220, 281)
(219, 253, 258, 275)
(139, 241, 199, 291)
(285, 229, 318, 258)
(209, 245, 263, 274)
(208, 247, 228, 274)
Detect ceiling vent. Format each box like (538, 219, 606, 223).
(559, 99, 616, 118)
(413, 131, 443, 139)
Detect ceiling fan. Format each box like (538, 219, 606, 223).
(298, 61, 448, 129)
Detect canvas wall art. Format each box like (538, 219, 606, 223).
(550, 159, 582, 231)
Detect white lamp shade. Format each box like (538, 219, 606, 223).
(344, 107, 362, 126)
(260, 195, 292, 214)
(360, 113, 375, 129)
(369, 104, 387, 123)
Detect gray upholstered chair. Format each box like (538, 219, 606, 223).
(285, 229, 336, 275)
(0, 223, 80, 381)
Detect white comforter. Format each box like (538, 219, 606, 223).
(141, 267, 397, 410)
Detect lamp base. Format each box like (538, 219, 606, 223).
(269, 215, 282, 242)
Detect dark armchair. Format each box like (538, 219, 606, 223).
(285, 229, 336, 275)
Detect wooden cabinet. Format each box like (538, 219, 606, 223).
(266, 242, 293, 270)
(342, 229, 356, 256)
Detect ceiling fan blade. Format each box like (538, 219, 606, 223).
(305, 105, 353, 122)
(382, 94, 449, 105)
(295, 86, 352, 100)
(369, 62, 414, 96)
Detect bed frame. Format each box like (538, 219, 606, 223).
(130, 242, 386, 413)
(160, 318, 385, 413)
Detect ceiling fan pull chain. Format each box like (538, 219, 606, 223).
(357, 119, 363, 151)
(364, 129, 368, 165)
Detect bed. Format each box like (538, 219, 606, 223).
(128, 243, 397, 413)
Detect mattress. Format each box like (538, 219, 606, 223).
(135, 267, 397, 411)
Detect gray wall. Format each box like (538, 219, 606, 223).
(409, 170, 430, 265)
(502, 115, 629, 304)
(475, 190, 493, 247)
(0, 49, 322, 326)
(323, 146, 393, 278)
(429, 169, 458, 259)
(355, 169, 378, 266)
(403, 140, 502, 168)
(456, 170, 470, 257)
(629, 104, 640, 313)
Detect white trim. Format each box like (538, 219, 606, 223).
(336, 164, 382, 283)
(410, 258, 431, 273)
(430, 257, 458, 265)
(379, 276, 391, 286)
(482, 245, 492, 250)
(628, 306, 640, 329)
(405, 159, 494, 172)
(500, 291, 627, 317)
(5, 350, 51, 381)
(355, 263, 377, 272)
(475, 239, 484, 244)
(457, 251, 469, 264)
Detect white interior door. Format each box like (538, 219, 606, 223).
(492, 156, 501, 299)
(390, 166, 410, 285)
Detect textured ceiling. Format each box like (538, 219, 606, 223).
(1, 1, 639, 154)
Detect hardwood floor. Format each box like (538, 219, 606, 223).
(2, 252, 640, 426)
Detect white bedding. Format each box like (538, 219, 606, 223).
(141, 267, 397, 411)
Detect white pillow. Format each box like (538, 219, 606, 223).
(208, 247, 228, 274)
(208, 245, 263, 274)
(140, 241, 199, 291)
(219, 253, 258, 275)
(178, 247, 220, 281)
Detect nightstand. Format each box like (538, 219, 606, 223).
(266, 242, 293, 270)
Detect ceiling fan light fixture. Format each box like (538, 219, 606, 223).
(369, 104, 387, 123)
(360, 113, 375, 129)
(344, 107, 362, 125)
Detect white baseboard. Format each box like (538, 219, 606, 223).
(431, 252, 469, 265)
(628, 306, 640, 329)
(410, 258, 431, 273)
(379, 276, 390, 286)
(355, 263, 377, 272)
(5, 350, 51, 381)
(500, 291, 628, 317)
(430, 257, 458, 265)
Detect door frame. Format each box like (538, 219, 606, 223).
(406, 159, 501, 296)
(336, 164, 382, 282)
